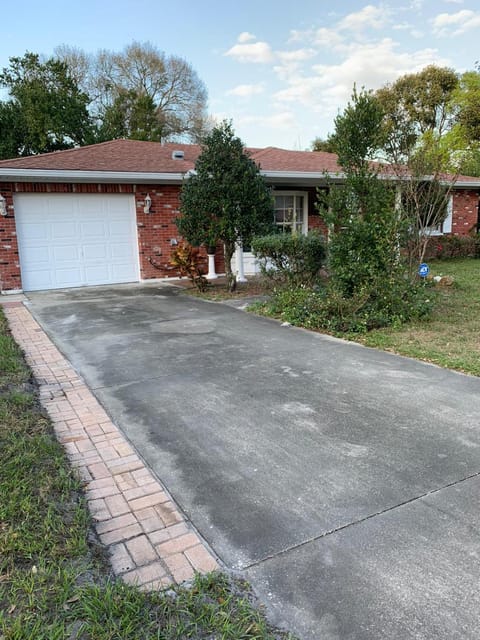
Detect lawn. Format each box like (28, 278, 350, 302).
(0, 309, 295, 640)
(355, 259, 480, 376)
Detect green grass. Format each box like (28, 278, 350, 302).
(0, 309, 295, 640)
(354, 259, 480, 376)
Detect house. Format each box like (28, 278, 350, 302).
(0, 139, 479, 293)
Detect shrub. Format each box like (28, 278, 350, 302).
(169, 243, 208, 291)
(431, 235, 480, 259)
(260, 278, 435, 334)
(251, 232, 326, 287)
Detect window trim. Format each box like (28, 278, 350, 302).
(273, 191, 308, 235)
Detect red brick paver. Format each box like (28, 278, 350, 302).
(2, 300, 218, 589)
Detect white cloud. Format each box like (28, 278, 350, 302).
(432, 9, 480, 36)
(277, 48, 317, 63)
(443, 0, 463, 4)
(273, 38, 450, 113)
(238, 112, 297, 130)
(338, 4, 390, 32)
(226, 83, 265, 97)
(224, 40, 274, 63)
(237, 32, 256, 43)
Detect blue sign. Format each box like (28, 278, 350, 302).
(418, 263, 430, 278)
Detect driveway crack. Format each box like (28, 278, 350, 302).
(242, 468, 480, 570)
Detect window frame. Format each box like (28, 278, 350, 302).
(273, 191, 308, 235)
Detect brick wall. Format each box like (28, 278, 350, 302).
(0, 185, 20, 291)
(451, 189, 479, 236)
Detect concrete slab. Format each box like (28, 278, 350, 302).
(26, 284, 480, 638)
(245, 475, 480, 639)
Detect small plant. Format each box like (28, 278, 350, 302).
(169, 243, 208, 292)
(251, 232, 326, 287)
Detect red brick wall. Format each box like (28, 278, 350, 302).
(0, 185, 20, 291)
(307, 187, 328, 234)
(0, 181, 225, 292)
(451, 190, 479, 236)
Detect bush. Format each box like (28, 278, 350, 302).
(169, 243, 208, 291)
(261, 278, 435, 334)
(430, 235, 480, 259)
(251, 232, 326, 287)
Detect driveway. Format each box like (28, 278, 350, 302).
(27, 284, 480, 640)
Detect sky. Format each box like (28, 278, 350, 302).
(1, 0, 479, 150)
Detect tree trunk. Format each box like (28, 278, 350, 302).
(224, 240, 237, 292)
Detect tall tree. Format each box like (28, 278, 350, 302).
(376, 65, 459, 164)
(0, 53, 92, 158)
(320, 88, 401, 296)
(374, 68, 460, 262)
(56, 42, 209, 143)
(177, 121, 274, 290)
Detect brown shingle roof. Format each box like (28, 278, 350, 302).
(0, 139, 477, 185)
(0, 140, 199, 172)
(0, 139, 343, 174)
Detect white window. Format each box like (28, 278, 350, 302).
(274, 192, 308, 234)
(425, 194, 453, 236)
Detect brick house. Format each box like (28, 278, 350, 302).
(0, 139, 478, 293)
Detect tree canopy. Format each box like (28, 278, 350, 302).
(0, 52, 93, 158)
(56, 42, 209, 143)
(177, 121, 274, 290)
(311, 65, 480, 176)
(0, 43, 210, 158)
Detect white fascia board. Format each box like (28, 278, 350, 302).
(261, 170, 346, 184)
(452, 181, 480, 189)
(0, 168, 186, 184)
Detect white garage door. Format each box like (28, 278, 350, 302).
(15, 193, 139, 291)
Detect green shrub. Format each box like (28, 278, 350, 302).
(260, 279, 434, 334)
(432, 235, 480, 259)
(251, 232, 326, 287)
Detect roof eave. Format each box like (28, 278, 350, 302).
(0, 168, 186, 184)
(262, 170, 345, 186)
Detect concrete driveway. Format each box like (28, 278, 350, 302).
(27, 284, 480, 640)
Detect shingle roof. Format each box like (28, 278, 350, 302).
(0, 140, 198, 173)
(0, 139, 477, 185)
(0, 139, 342, 174)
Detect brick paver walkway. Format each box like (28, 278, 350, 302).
(2, 299, 218, 590)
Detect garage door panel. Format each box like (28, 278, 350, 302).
(51, 221, 78, 239)
(110, 219, 133, 236)
(84, 264, 110, 283)
(55, 267, 84, 286)
(27, 269, 56, 289)
(15, 194, 139, 291)
(25, 246, 51, 264)
(19, 222, 49, 242)
(48, 198, 75, 215)
(81, 220, 108, 238)
(83, 243, 108, 260)
(52, 245, 81, 262)
(110, 242, 135, 258)
(111, 263, 140, 280)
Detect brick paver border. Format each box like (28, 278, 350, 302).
(2, 299, 218, 590)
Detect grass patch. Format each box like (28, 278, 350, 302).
(355, 258, 480, 376)
(0, 308, 295, 639)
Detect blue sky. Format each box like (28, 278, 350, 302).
(1, 0, 479, 149)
